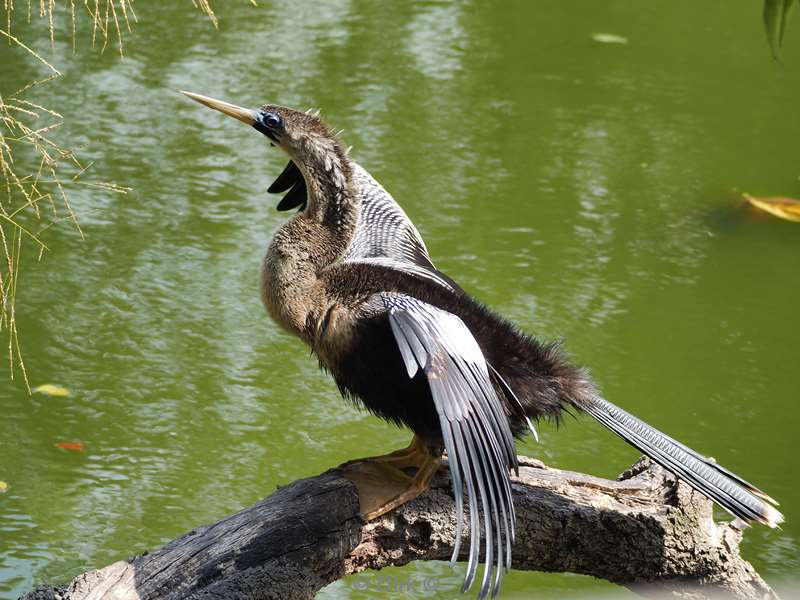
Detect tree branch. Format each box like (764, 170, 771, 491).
(22, 456, 776, 600)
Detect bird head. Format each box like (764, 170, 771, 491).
(182, 91, 348, 212)
(181, 91, 337, 163)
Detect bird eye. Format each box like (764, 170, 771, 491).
(262, 112, 282, 130)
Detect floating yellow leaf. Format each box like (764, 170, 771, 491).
(592, 33, 628, 44)
(0, 481, 7, 493)
(743, 193, 800, 222)
(33, 384, 70, 397)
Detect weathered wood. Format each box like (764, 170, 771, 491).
(22, 457, 777, 600)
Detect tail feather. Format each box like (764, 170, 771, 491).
(584, 397, 783, 528)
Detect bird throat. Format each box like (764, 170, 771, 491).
(260, 141, 359, 339)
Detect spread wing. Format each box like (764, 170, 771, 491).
(381, 292, 517, 599)
(267, 160, 438, 271)
(345, 163, 435, 269)
(274, 156, 519, 592)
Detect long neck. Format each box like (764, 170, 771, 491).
(261, 135, 358, 338)
(293, 136, 358, 268)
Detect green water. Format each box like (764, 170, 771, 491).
(1, 1, 798, 598)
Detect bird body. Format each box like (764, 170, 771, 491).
(183, 91, 784, 600)
(260, 153, 587, 441)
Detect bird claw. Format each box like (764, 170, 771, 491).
(339, 439, 441, 521)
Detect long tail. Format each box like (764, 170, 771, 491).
(584, 396, 783, 527)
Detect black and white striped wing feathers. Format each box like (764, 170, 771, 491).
(382, 293, 517, 600)
(346, 164, 435, 270)
(267, 160, 436, 270)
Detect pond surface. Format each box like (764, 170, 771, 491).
(1, 1, 798, 598)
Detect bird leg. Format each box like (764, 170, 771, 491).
(339, 434, 429, 468)
(340, 435, 442, 520)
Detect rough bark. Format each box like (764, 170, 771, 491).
(22, 456, 777, 600)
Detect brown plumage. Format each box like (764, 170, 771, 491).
(183, 92, 784, 600)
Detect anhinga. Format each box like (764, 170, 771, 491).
(182, 91, 783, 600)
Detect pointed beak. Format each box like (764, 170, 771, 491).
(181, 91, 259, 126)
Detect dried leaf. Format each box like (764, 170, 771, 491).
(33, 384, 71, 397)
(0, 481, 7, 493)
(592, 33, 628, 44)
(56, 441, 85, 452)
(743, 193, 800, 222)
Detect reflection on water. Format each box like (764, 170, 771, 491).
(406, 3, 466, 81)
(1, 1, 798, 598)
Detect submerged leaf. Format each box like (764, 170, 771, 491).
(0, 481, 7, 493)
(592, 32, 628, 44)
(743, 193, 800, 222)
(33, 384, 71, 397)
(764, 0, 796, 61)
(56, 441, 85, 452)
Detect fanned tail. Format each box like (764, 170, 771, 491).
(584, 396, 783, 527)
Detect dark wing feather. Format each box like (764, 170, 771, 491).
(276, 178, 307, 212)
(383, 293, 517, 599)
(267, 161, 307, 212)
(268, 160, 301, 193)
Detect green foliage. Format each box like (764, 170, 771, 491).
(0, 1, 237, 384)
(764, 0, 797, 61)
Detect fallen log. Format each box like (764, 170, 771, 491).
(22, 456, 776, 600)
